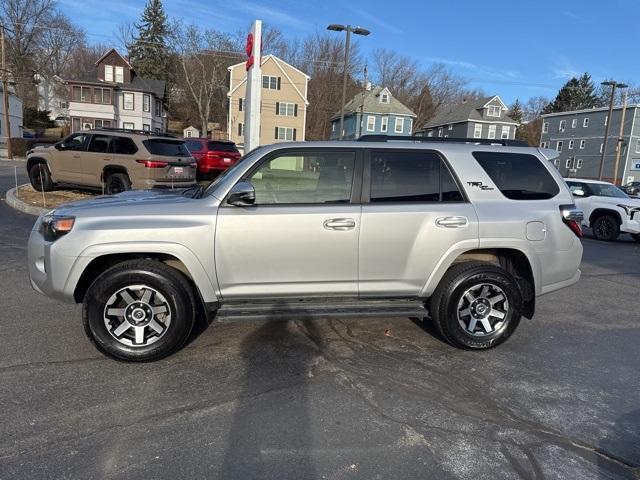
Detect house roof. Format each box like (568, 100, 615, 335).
(94, 48, 133, 69)
(421, 95, 517, 129)
(333, 86, 416, 120)
(65, 68, 166, 98)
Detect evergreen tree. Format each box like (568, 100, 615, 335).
(543, 72, 601, 113)
(127, 0, 170, 81)
(508, 99, 524, 124)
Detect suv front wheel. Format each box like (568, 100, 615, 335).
(82, 259, 196, 361)
(29, 162, 54, 191)
(429, 262, 522, 350)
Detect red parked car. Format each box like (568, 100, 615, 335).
(184, 138, 241, 179)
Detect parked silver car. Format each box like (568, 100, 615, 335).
(28, 136, 584, 361)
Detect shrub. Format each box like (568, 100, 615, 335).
(9, 137, 58, 157)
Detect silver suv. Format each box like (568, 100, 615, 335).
(27, 137, 584, 361)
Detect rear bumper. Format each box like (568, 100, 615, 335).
(133, 179, 196, 189)
(540, 269, 581, 295)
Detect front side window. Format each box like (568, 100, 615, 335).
(88, 134, 112, 153)
(473, 151, 560, 200)
(123, 93, 134, 110)
(588, 183, 629, 198)
(248, 151, 355, 205)
(64, 133, 89, 150)
(369, 150, 463, 203)
(395, 117, 404, 133)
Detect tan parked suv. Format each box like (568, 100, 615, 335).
(26, 129, 197, 194)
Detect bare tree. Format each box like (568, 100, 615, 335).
(38, 13, 85, 78)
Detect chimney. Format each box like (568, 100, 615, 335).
(365, 81, 372, 91)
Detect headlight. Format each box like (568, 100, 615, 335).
(617, 204, 639, 214)
(39, 214, 75, 241)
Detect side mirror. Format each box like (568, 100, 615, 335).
(54, 143, 64, 150)
(227, 181, 255, 206)
(572, 189, 585, 197)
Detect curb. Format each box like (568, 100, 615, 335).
(5, 185, 48, 216)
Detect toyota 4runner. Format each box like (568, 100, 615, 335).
(26, 128, 197, 195)
(28, 136, 584, 361)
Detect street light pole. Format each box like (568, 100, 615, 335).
(613, 89, 628, 185)
(599, 80, 627, 180)
(327, 24, 370, 140)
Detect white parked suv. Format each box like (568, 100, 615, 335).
(565, 179, 640, 242)
(28, 136, 585, 361)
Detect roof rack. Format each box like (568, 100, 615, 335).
(90, 127, 176, 138)
(357, 134, 528, 147)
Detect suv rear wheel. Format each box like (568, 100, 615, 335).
(591, 214, 620, 241)
(28, 162, 54, 191)
(105, 172, 131, 195)
(429, 261, 522, 350)
(82, 259, 195, 362)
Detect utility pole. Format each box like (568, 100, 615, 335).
(599, 80, 627, 180)
(612, 89, 628, 186)
(327, 24, 370, 140)
(1, 24, 13, 160)
(357, 65, 367, 139)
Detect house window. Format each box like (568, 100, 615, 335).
(95, 88, 111, 104)
(143, 124, 150, 132)
(554, 158, 560, 168)
(380, 93, 389, 103)
(94, 119, 103, 129)
(276, 126, 296, 141)
(501, 125, 510, 139)
(395, 117, 404, 133)
(448, 124, 453, 130)
(488, 124, 496, 139)
(262, 75, 280, 90)
(105, 65, 113, 82)
(155, 99, 162, 117)
(542, 122, 549, 133)
(438, 127, 443, 137)
(143, 94, 150, 112)
(239, 98, 243, 111)
(566, 159, 572, 168)
(557, 141, 563, 152)
(571, 118, 577, 128)
(568, 140, 574, 149)
(583, 118, 589, 127)
(277, 102, 297, 116)
(367, 116, 375, 132)
(473, 123, 482, 138)
(427, 130, 433, 137)
(238, 123, 244, 136)
(487, 105, 501, 117)
(122, 122, 134, 130)
(123, 92, 134, 110)
(71, 86, 91, 102)
(381, 116, 388, 132)
(559, 120, 566, 132)
(636, 139, 640, 153)
(576, 159, 583, 169)
(580, 140, 586, 149)
(115, 66, 124, 83)
(604, 115, 608, 126)
(72, 117, 81, 132)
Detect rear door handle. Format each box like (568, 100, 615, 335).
(435, 216, 468, 228)
(323, 218, 356, 230)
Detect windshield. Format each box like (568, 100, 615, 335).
(590, 183, 629, 198)
(202, 147, 264, 197)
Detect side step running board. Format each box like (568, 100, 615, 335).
(214, 299, 428, 323)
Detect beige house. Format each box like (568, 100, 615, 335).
(227, 55, 310, 152)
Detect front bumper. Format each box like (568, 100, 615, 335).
(621, 218, 640, 234)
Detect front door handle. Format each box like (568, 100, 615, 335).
(323, 218, 356, 230)
(435, 216, 468, 228)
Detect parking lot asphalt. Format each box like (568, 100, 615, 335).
(1, 159, 639, 479)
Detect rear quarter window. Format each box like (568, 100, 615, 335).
(472, 151, 560, 200)
(143, 139, 191, 157)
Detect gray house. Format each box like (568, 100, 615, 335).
(417, 95, 518, 140)
(330, 85, 416, 140)
(540, 105, 640, 184)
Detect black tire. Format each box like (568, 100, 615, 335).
(631, 234, 640, 243)
(429, 261, 522, 350)
(105, 172, 131, 195)
(82, 259, 196, 362)
(591, 215, 620, 241)
(28, 162, 54, 192)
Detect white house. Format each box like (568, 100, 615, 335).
(0, 86, 23, 141)
(36, 74, 68, 122)
(183, 125, 200, 138)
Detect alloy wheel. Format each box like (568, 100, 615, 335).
(457, 283, 509, 336)
(103, 285, 172, 347)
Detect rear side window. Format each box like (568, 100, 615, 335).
(473, 152, 560, 200)
(143, 139, 190, 157)
(184, 140, 204, 152)
(88, 135, 112, 153)
(208, 141, 239, 153)
(369, 150, 464, 203)
(111, 136, 138, 155)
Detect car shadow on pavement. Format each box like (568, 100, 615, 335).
(219, 304, 322, 479)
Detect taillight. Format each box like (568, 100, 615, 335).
(137, 159, 168, 168)
(560, 204, 584, 238)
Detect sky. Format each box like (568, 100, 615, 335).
(59, 0, 638, 104)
